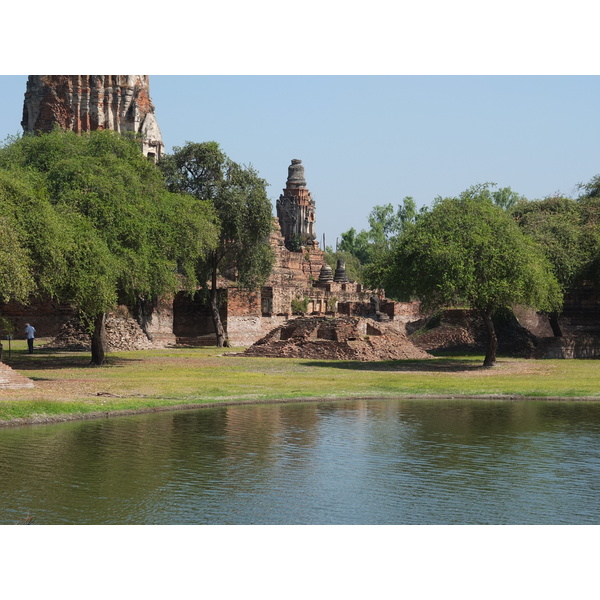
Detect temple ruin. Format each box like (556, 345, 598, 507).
(7, 75, 600, 359)
(243, 316, 432, 361)
(175, 158, 387, 346)
(8, 76, 391, 348)
(276, 159, 317, 249)
(22, 75, 164, 161)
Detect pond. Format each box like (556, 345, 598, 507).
(1, 398, 600, 524)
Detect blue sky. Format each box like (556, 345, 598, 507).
(2, 75, 598, 248)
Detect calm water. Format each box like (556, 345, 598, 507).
(1, 398, 600, 525)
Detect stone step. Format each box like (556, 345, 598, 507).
(0, 362, 35, 389)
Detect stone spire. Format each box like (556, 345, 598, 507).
(286, 158, 307, 187)
(318, 263, 333, 282)
(334, 259, 349, 283)
(22, 75, 164, 162)
(276, 159, 317, 251)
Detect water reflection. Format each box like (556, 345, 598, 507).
(0, 399, 599, 524)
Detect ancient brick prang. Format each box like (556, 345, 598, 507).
(276, 159, 317, 250)
(22, 75, 164, 161)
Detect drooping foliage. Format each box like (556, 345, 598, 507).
(0, 130, 218, 364)
(0, 171, 37, 303)
(386, 185, 562, 366)
(512, 195, 587, 291)
(511, 194, 590, 336)
(575, 174, 600, 286)
(509, 174, 600, 308)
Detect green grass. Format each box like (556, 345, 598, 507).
(1, 339, 600, 424)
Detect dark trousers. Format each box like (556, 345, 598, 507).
(27, 338, 34, 353)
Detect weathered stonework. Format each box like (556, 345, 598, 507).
(0, 298, 76, 339)
(46, 309, 159, 351)
(134, 296, 176, 345)
(14, 76, 388, 350)
(13, 76, 600, 358)
(0, 362, 35, 389)
(276, 159, 317, 249)
(223, 160, 388, 346)
(243, 316, 433, 361)
(22, 75, 164, 161)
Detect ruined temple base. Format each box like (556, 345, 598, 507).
(44, 314, 169, 352)
(243, 316, 433, 361)
(407, 309, 538, 358)
(534, 335, 600, 359)
(0, 362, 35, 389)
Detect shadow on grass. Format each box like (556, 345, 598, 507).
(4, 352, 143, 371)
(302, 357, 488, 372)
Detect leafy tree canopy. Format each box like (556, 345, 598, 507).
(575, 174, 600, 287)
(577, 173, 600, 200)
(512, 195, 588, 292)
(160, 141, 274, 346)
(0, 130, 218, 363)
(0, 170, 39, 303)
(487, 184, 526, 211)
(386, 184, 562, 366)
(336, 197, 427, 289)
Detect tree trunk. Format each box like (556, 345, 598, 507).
(90, 312, 107, 366)
(548, 312, 563, 337)
(210, 269, 229, 348)
(480, 308, 497, 367)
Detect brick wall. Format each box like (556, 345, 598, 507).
(227, 289, 261, 317)
(0, 298, 77, 338)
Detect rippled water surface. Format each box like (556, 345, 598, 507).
(1, 398, 600, 524)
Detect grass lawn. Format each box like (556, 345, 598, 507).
(1, 338, 599, 424)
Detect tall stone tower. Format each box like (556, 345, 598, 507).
(276, 159, 317, 250)
(22, 75, 164, 161)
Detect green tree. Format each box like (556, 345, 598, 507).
(365, 198, 427, 292)
(0, 171, 37, 303)
(367, 203, 402, 245)
(337, 197, 426, 290)
(577, 174, 600, 199)
(512, 195, 588, 335)
(387, 185, 562, 367)
(338, 227, 371, 264)
(576, 174, 600, 289)
(0, 130, 218, 364)
(160, 141, 274, 347)
(490, 185, 526, 211)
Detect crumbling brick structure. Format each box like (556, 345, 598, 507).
(22, 75, 164, 161)
(276, 159, 317, 249)
(225, 159, 388, 345)
(243, 316, 433, 361)
(6, 78, 432, 350)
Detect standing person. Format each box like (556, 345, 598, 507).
(24, 323, 36, 354)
